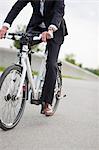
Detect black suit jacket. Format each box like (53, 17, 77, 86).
(4, 0, 68, 43)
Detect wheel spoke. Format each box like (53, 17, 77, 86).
(0, 66, 26, 129)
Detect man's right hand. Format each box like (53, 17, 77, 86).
(0, 26, 8, 39)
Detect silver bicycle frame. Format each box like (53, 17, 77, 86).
(16, 44, 47, 101)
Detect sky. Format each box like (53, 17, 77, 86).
(0, 0, 99, 68)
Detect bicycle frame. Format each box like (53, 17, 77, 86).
(16, 45, 47, 101)
(0, 32, 65, 131)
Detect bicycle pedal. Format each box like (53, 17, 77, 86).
(56, 94, 66, 100)
(63, 94, 66, 98)
(30, 99, 41, 105)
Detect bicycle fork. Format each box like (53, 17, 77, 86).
(16, 57, 27, 99)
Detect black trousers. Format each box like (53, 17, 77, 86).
(41, 39, 61, 104)
(27, 26, 63, 104)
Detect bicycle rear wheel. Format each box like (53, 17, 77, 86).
(0, 65, 27, 130)
(52, 65, 62, 114)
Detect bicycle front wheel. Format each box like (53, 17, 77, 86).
(0, 65, 27, 130)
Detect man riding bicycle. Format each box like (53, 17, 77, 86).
(0, 0, 68, 116)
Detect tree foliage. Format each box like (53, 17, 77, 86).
(85, 68, 99, 76)
(64, 53, 82, 68)
(12, 25, 40, 51)
(13, 25, 26, 49)
(64, 53, 99, 76)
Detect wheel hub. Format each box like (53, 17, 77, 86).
(4, 94, 16, 102)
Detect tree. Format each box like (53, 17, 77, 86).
(13, 25, 26, 49)
(64, 54, 99, 76)
(65, 53, 76, 65)
(85, 68, 99, 76)
(12, 25, 41, 51)
(64, 53, 83, 67)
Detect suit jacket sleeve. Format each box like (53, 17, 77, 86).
(50, 0, 65, 29)
(4, 0, 29, 26)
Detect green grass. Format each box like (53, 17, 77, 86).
(0, 66, 5, 72)
(0, 66, 38, 75)
(32, 71, 38, 76)
(62, 75, 83, 80)
(0, 66, 83, 80)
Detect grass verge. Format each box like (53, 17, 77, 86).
(0, 66, 5, 72)
(62, 75, 83, 80)
(0, 66, 83, 80)
(0, 66, 38, 76)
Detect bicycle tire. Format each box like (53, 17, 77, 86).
(52, 65, 62, 114)
(0, 65, 27, 131)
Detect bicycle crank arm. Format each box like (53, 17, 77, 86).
(56, 94, 66, 100)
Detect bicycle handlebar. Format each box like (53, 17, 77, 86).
(8, 33, 22, 36)
(7, 31, 42, 41)
(32, 34, 42, 40)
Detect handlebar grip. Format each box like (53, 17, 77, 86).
(8, 33, 14, 36)
(8, 33, 22, 36)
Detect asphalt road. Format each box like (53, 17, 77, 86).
(0, 78, 99, 150)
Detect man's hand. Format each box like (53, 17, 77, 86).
(0, 26, 8, 39)
(41, 29, 53, 42)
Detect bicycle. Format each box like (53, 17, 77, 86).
(0, 32, 65, 131)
